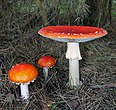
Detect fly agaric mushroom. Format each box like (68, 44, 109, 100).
(8, 63, 38, 99)
(38, 26, 107, 88)
(38, 56, 56, 80)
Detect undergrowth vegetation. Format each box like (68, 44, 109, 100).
(0, 0, 116, 110)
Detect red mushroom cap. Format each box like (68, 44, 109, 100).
(38, 56, 56, 68)
(8, 63, 38, 83)
(38, 26, 107, 42)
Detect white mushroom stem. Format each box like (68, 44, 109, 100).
(66, 42, 82, 60)
(43, 67, 49, 80)
(66, 42, 82, 88)
(20, 83, 29, 99)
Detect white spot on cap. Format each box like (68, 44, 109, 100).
(16, 64, 19, 66)
(31, 80, 34, 83)
(80, 33, 83, 35)
(68, 33, 70, 35)
(26, 82, 30, 84)
(74, 33, 77, 35)
(103, 30, 107, 33)
(16, 83, 20, 85)
(95, 31, 98, 34)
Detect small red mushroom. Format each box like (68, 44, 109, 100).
(38, 56, 56, 80)
(8, 63, 38, 99)
(38, 26, 107, 88)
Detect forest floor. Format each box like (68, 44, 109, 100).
(0, 15, 116, 110)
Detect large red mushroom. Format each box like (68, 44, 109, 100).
(38, 26, 107, 88)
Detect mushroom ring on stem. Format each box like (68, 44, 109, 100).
(8, 63, 38, 99)
(38, 56, 56, 80)
(38, 26, 107, 88)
